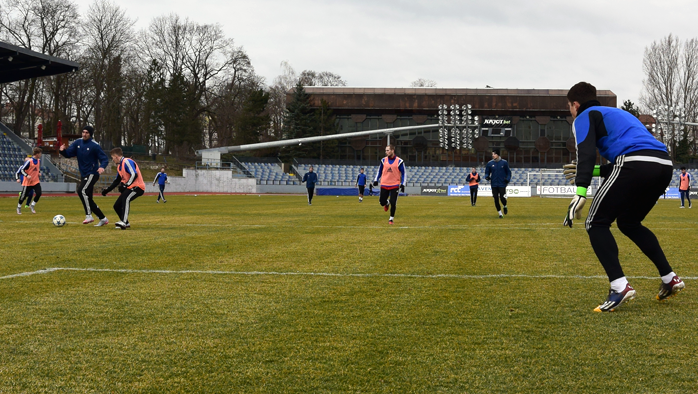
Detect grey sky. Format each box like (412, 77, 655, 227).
(74, 0, 698, 106)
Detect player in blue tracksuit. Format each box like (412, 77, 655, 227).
(302, 166, 318, 205)
(485, 149, 511, 218)
(15, 159, 34, 206)
(59, 126, 110, 226)
(356, 168, 367, 202)
(153, 168, 169, 203)
(564, 82, 684, 312)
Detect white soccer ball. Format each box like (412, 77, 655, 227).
(53, 215, 66, 227)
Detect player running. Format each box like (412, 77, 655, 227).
(153, 168, 170, 203)
(302, 166, 318, 205)
(485, 150, 511, 218)
(101, 148, 146, 229)
(563, 81, 684, 312)
(16, 147, 42, 214)
(15, 156, 34, 208)
(356, 167, 367, 202)
(373, 144, 406, 225)
(59, 125, 110, 226)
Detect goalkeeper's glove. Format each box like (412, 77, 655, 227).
(563, 160, 577, 185)
(563, 187, 588, 228)
(101, 188, 109, 196)
(399, 184, 405, 193)
(563, 161, 602, 185)
(373, 181, 378, 186)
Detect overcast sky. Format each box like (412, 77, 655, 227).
(72, 0, 698, 106)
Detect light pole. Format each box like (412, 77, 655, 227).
(438, 104, 479, 165)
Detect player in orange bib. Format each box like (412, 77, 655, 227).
(372, 144, 406, 225)
(679, 166, 692, 208)
(101, 148, 145, 229)
(16, 147, 43, 215)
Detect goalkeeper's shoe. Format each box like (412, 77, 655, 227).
(594, 284, 635, 312)
(657, 276, 685, 301)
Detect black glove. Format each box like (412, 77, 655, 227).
(373, 181, 378, 186)
(505, 180, 509, 185)
(485, 177, 491, 181)
(400, 184, 405, 193)
(101, 188, 109, 196)
(118, 183, 126, 192)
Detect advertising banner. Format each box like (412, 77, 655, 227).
(448, 185, 531, 197)
(538, 185, 594, 196)
(662, 187, 680, 199)
(421, 186, 449, 196)
(538, 185, 577, 196)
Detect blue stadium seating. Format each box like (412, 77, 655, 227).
(242, 159, 691, 188)
(0, 134, 58, 182)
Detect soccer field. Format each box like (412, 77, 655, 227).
(1, 194, 696, 393)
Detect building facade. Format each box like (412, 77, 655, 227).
(293, 87, 617, 167)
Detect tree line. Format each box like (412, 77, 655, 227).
(0, 0, 347, 158)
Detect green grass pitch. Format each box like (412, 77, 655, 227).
(1, 194, 696, 393)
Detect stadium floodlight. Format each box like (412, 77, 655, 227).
(438, 102, 478, 151)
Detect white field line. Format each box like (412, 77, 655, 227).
(1, 267, 696, 281)
(11, 220, 698, 231)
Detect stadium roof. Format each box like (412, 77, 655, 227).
(0, 41, 79, 84)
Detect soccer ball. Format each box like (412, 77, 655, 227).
(53, 215, 66, 227)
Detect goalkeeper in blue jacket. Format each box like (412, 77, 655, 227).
(564, 82, 684, 312)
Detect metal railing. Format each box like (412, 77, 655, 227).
(230, 156, 255, 178)
(195, 161, 235, 170)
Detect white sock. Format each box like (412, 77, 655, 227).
(17, 204, 21, 208)
(661, 272, 676, 284)
(610, 277, 629, 292)
(498, 210, 503, 215)
(30, 201, 35, 206)
(389, 216, 394, 221)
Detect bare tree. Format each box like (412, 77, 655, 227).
(298, 70, 347, 87)
(81, 0, 135, 146)
(410, 78, 437, 87)
(0, 0, 79, 138)
(641, 34, 698, 158)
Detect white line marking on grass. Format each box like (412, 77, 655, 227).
(1, 267, 696, 281)
(0, 268, 62, 279)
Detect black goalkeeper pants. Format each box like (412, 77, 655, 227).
(78, 174, 105, 219)
(585, 153, 674, 282)
(114, 186, 144, 224)
(379, 188, 399, 217)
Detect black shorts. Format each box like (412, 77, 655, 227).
(358, 185, 365, 195)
